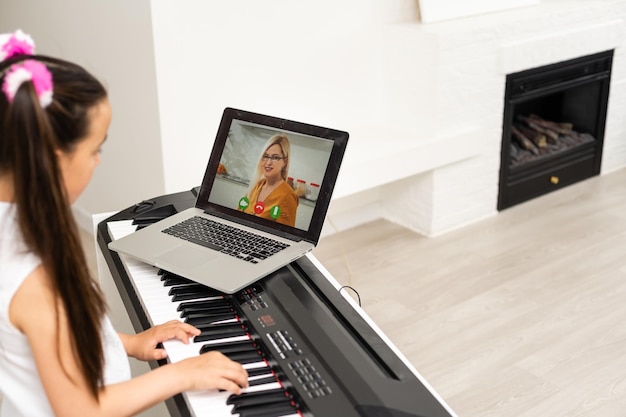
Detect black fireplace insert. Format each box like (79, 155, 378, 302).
(498, 50, 613, 210)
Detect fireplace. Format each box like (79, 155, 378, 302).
(497, 50, 614, 210)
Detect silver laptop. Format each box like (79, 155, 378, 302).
(108, 107, 349, 294)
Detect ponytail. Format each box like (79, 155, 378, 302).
(0, 55, 108, 399)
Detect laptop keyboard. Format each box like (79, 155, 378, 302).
(162, 216, 290, 264)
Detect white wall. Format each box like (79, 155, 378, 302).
(147, 0, 483, 234)
(148, 0, 421, 196)
(0, 0, 165, 221)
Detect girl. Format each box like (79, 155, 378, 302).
(0, 30, 247, 417)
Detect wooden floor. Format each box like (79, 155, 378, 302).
(312, 168, 626, 417)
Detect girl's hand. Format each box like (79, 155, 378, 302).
(120, 320, 201, 361)
(175, 350, 249, 395)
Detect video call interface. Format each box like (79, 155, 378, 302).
(207, 119, 334, 232)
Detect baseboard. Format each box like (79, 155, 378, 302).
(321, 188, 383, 237)
(321, 199, 382, 237)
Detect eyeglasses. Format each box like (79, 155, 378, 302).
(262, 154, 285, 162)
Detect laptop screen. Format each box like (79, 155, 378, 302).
(196, 108, 348, 244)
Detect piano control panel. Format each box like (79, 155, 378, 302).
(235, 284, 335, 403)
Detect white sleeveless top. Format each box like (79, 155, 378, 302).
(0, 202, 131, 416)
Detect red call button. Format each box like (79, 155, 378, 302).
(254, 202, 265, 214)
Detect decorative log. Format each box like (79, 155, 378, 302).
(511, 126, 539, 155)
(529, 114, 573, 134)
(516, 115, 559, 144)
(516, 124, 547, 148)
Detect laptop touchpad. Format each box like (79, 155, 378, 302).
(156, 245, 215, 268)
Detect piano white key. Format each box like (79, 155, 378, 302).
(243, 361, 270, 371)
(185, 390, 236, 417)
(240, 382, 283, 394)
(184, 381, 291, 417)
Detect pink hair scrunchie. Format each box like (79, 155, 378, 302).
(0, 29, 35, 61)
(2, 60, 53, 108)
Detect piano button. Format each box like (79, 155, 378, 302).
(303, 382, 318, 391)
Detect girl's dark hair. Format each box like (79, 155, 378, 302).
(0, 55, 108, 399)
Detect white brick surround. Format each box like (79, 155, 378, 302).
(375, 0, 626, 236)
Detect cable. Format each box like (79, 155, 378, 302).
(339, 285, 361, 307)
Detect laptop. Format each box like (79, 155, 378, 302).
(108, 107, 349, 294)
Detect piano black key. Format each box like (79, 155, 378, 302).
(200, 341, 260, 356)
(167, 282, 219, 295)
(194, 322, 247, 336)
(178, 300, 232, 315)
(235, 400, 298, 417)
(226, 388, 287, 405)
(195, 329, 249, 343)
(225, 351, 263, 364)
(159, 269, 192, 282)
(169, 284, 222, 301)
(162, 275, 193, 286)
(182, 306, 235, 318)
(229, 390, 290, 408)
(245, 367, 273, 378)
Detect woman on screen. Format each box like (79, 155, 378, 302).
(240, 134, 299, 227)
